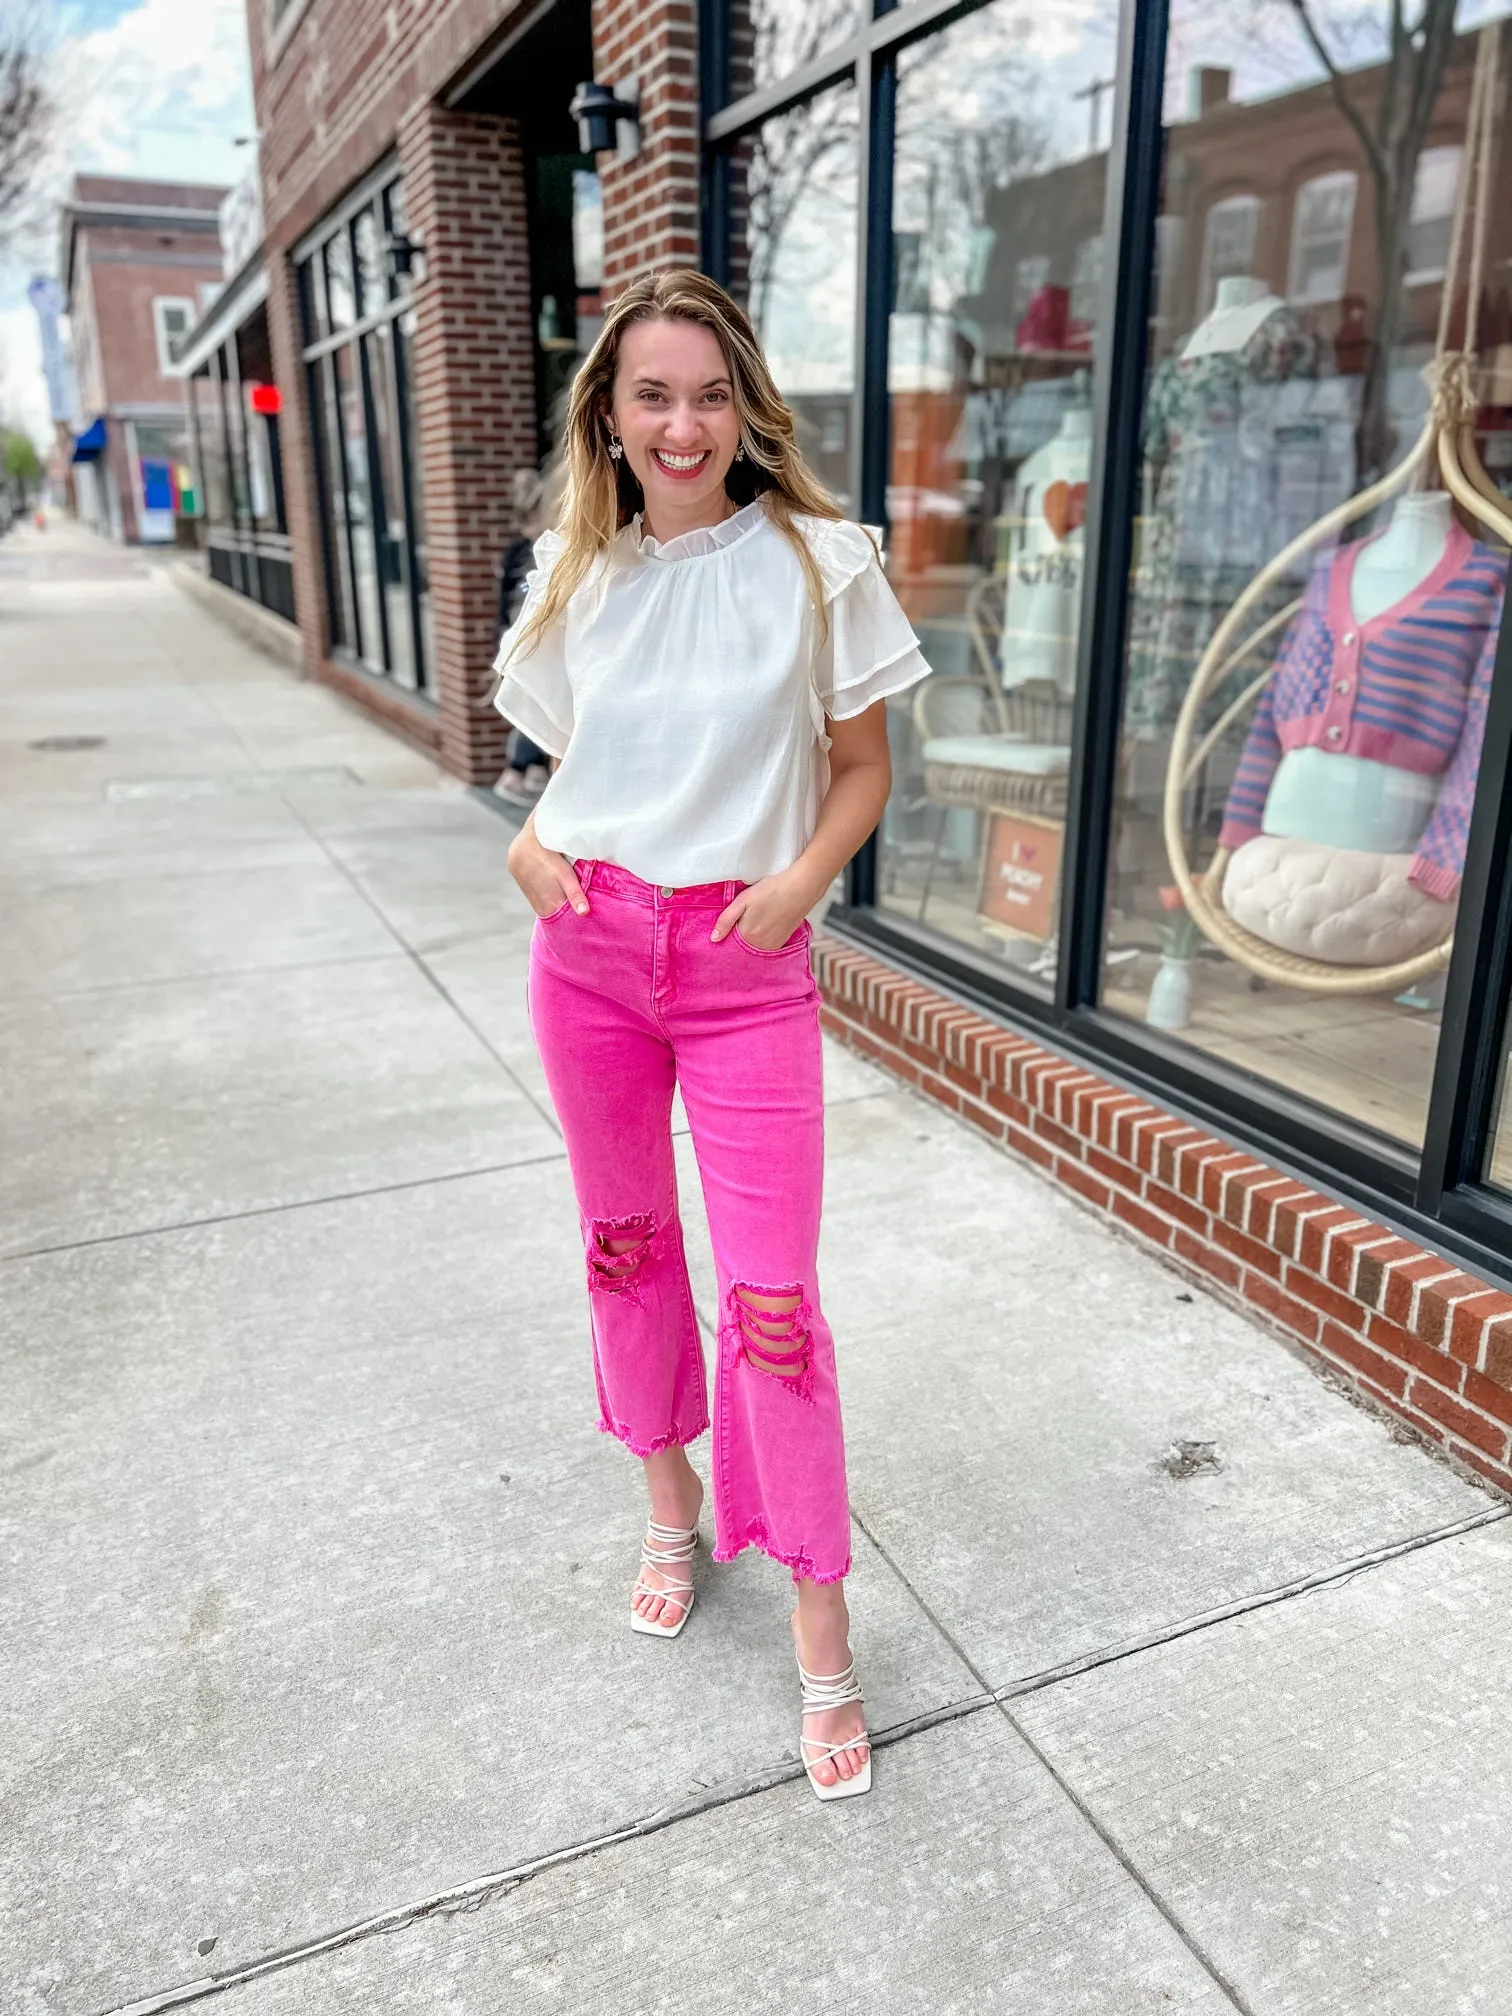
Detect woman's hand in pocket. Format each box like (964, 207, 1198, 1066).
(507, 818, 588, 919)
(711, 871, 810, 950)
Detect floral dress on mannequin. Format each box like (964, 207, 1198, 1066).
(1124, 306, 1325, 739)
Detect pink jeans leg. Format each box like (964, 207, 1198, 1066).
(528, 885, 707, 1457)
(527, 862, 851, 1583)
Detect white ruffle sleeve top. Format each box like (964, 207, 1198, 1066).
(490, 497, 931, 887)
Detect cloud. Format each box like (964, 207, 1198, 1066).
(59, 0, 255, 177)
(0, 0, 254, 447)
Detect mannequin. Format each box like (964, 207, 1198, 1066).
(1000, 379, 1092, 695)
(1258, 493, 1453, 853)
(1123, 276, 1317, 737)
(1181, 274, 1286, 363)
(1216, 490, 1506, 965)
(1350, 489, 1453, 620)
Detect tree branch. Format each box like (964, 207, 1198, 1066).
(1284, 0, 1389, 181)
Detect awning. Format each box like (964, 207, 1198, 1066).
(70, 416, 107, 462)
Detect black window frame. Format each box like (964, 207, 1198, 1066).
(294, 161, 433, 700)
(702, 0, 1512, 1284)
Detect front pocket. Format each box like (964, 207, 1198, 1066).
(536, 896, 574, 923)
(732, 920, 812, 957)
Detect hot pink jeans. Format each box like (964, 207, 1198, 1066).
(527, 859, 851, 1584)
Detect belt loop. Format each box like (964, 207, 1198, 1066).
(724, 879, 739, 905)
(577, 860, 598, 893)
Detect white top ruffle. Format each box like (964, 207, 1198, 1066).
(491, 497, 930, 886)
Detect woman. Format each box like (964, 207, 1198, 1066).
(494, 269, 928, 1800)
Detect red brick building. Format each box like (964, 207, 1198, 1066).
(61, 176, 226, 543)
(248, 0, 697, 779)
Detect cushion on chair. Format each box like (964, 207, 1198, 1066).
(920, 735, 1070, 777)
(1220, 835, 1455, 966)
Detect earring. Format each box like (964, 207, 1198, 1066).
(734, 442, 746, 462)
(607, 434, 623, 462)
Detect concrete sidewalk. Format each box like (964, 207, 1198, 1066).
(5, 521, 1512, 2016)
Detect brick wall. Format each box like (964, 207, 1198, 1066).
(814, 934, 1512, 1499)
(399, 103, 538, 780)
(591, 0, 701, 288)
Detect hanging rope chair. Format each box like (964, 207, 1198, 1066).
(1161, 20, 1512, 996)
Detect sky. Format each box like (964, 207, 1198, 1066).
(0, 0, 256, 446)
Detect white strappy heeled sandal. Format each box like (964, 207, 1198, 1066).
(796, 1655, 872, 1800)
(629, 1518, 699, 1638)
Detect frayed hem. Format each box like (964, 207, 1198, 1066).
(597, 1415, 708, 1460)
(712, 1523, 851, 1586)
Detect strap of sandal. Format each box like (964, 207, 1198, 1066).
(800, 1730, 872, 1765)
(642, 1518, 698, 1563)
(632, 1519, 698, 1613)
(797, 1657, 865, 1714)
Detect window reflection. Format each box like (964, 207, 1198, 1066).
(727, 80, 859, 506)
(875, 0, 1118, 979)
(1103, 8, 1510, 1155)
(727, 0, 862, 101)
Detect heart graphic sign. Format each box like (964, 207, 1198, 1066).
(1042, 480, 1088, 542)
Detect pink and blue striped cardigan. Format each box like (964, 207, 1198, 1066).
(1218, 523, 1507, 899)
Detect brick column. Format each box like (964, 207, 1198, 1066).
(265, 252, 328, 676)
(400, 101, 537, 783)
(592, 0, 701, 291)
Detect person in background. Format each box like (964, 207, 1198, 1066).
(494, 470, 554, 806)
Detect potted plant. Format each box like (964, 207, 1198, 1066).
(1147, 881, 1203, 1030)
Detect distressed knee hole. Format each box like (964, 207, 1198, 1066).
(587, 1213, 657, 1295)
(730, 1281, 812, 1392)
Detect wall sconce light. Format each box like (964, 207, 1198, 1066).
(569, 79, 640, 161)
(385, 233, 424, 279)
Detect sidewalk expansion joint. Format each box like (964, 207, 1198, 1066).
(97, 1500, 1509, 2016)
(854, 1499, 1512, 2016)
(277, 791, 565, 1141)
(2, 1151, 569, 1266)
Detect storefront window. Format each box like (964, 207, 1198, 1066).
(363, 325, 417, 690)
(309, 354, 356, 652)
(332, 341, 385, 668)
(874, 0, 1117, 980)
(300, 172, 432, 691)
(728, 0, 863, 100)
(726, 81, 859, 506)
(1101, 11, 1509, 1154)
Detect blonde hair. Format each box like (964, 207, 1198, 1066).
(512, 269, 849, 657)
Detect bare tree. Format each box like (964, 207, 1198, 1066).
(1286, 0, 1461, 479)
(0, 2, 54, 254)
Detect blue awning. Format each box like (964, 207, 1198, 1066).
(71, 416, 107, 462)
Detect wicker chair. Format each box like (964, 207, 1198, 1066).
(909, 573, 1075, 922)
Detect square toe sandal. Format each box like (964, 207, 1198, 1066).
(796, 1655, 873, 1800)
(629, 1518, 699, 1639)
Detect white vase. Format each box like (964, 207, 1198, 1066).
(1146, 955, 1193, 1031)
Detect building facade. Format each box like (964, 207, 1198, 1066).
(172, 157, 298, 629)
(60, 176, 227, 543)
(239, 0, 1512, 1487)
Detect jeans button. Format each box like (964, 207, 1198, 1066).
(660, 885, 675, 898)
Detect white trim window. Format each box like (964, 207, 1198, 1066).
(1199, 194, 1261, 316)
(1287, 171, 1358, 304)
(1405, 145, 1462, 283)
(152, 296, 196, 373)
(1070, 234, 1104, 325)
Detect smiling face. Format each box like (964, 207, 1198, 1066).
(606, 318, 742, 527)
